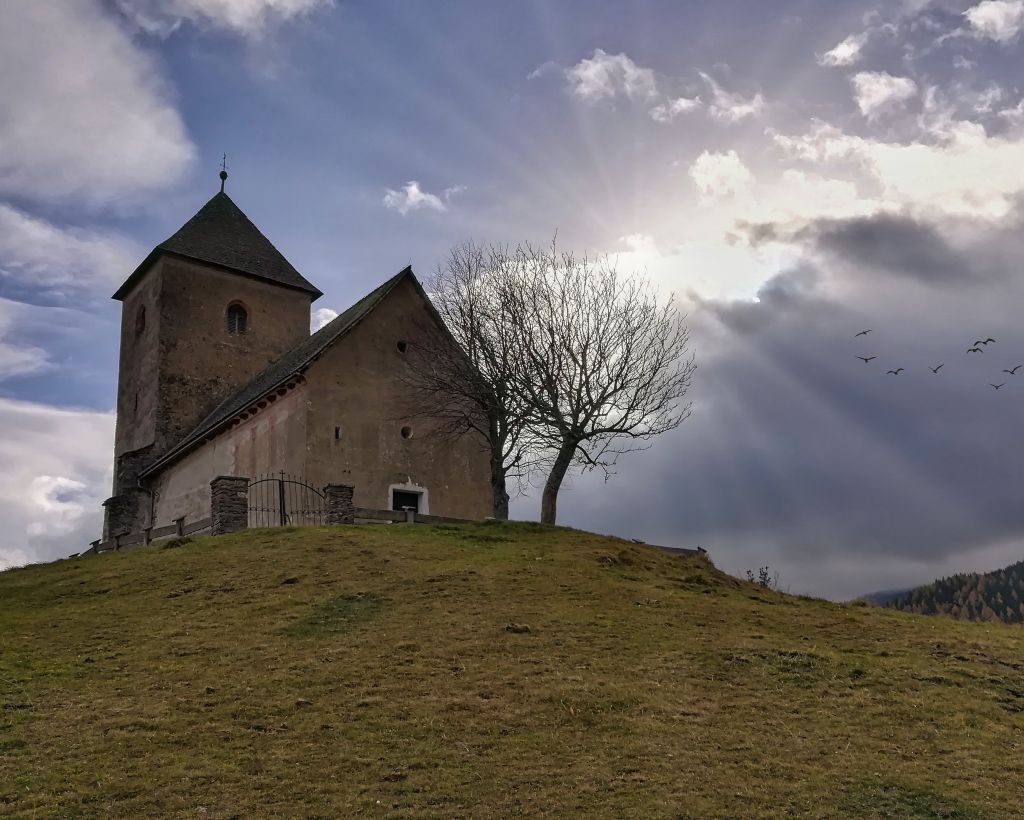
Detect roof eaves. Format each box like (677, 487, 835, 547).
(112, 249, 323, 302)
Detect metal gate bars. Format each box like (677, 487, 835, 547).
(247, 472, 327, 527)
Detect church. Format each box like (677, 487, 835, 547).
(100, 172, 491, 543)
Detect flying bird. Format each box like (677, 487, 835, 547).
(990, 383, 1004, 390)
(1003, 365, 1022, 375)
(857, 356, 877, 363)
(983, 338, 996, 345)
(886, 368, 904, 375)
(967, 347, 983, 353)
(929, 365, 944, 373)
(854, 330, 872, 337)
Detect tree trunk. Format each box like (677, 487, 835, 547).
(491, 450, 510, 519)
(488, 410, 510, 520)
(540, 440, 576, 525)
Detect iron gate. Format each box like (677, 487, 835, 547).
(248, 472, 327, 527)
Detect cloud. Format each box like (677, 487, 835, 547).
(382, 181, 448, 215)
(115, 0, 330, 37)
(771, 118, 1024, 218)
(796, 212, 984, 286)
(540, 204, 1024, 600)
(0, 1, 194, 207)
(565, 49, 658, 103)
(0, 398, 114, 570)
(699, 72, 765, 122)
(817, 33, 869, 66)
(442, 185, 468, 201)
(311, 307, 338, 331)
(649, 97, 702, 123)
(0, 205, 141, 304)
(690, 150, 756, 200)
(851, 71, 918, 120)
(964, 0, 1024, 42)
(999, 98, 1024, 128)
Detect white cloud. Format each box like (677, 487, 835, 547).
(0, 302, 50, 380)
(964, 0, 1024, 42)
(851, 71, 918, 120)
(0, 398, 114, 570)
(610, 233, 799, 303)
(690, 150, 756, 200)
(116, 0, 330, 37)
(382, 181, 447, 215)
(527, 61, 559, 81)
(312, 307, 338, 331)
(0, 344, 49, 381)
(649, 97, 702, 123)
(999, 98, 1024, 129)
(565, 49, 658, 103)
(0, 205, 141, 300)
(0, 1, 194, 206)
(817, 33, 869, 66)
(772, 118, 1024, 218)
(699, 72, 765, 122)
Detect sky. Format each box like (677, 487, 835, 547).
(2, 0, 1024, 599)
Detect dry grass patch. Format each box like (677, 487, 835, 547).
(0, 522, 1022, 817)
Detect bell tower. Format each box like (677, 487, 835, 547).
(103, 171, 322, 537)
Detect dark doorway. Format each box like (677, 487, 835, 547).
(392, 490, 420, 512)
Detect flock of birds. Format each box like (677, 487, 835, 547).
(854, 329, 1020, 390)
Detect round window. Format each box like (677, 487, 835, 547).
(400, 426, 413, 439)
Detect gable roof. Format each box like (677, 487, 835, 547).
(140, 267, 415, 478)
(112, 191, 322, 301)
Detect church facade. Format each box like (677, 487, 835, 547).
(101, 182, 490, 541)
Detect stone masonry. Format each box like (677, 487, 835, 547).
(323, 484, 355, 525)
(211, 476, 250, 535)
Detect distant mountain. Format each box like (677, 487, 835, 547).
(883, 559, 1024, 624)
(859, 588, 912, 606)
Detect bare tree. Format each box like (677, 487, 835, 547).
(401, 242, 539, 519)
(504, 243, 695, 525)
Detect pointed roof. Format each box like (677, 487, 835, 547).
(112, 191, 321, 301)
(140, 267, 418, 478)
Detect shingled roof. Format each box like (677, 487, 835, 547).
(112, 191, 322, 300)
(140, 267, 414, 478)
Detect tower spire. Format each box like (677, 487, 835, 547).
(219, 154, 228, 193)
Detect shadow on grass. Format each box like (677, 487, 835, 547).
(286, 592, 386, 637)
(841, 782, 986, 819)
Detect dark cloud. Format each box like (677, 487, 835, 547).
(517, 206, 1024, 600)
(803, 212, 975, 285)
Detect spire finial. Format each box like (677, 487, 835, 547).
(219, 153, 228, 193)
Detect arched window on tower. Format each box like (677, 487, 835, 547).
(134, 305, 146, 336)
(227, 303, 248, 335)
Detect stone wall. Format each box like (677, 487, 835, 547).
(210, 476, 249, 535)
(324, 484, 355, 524)
(102, 493, 140, 540)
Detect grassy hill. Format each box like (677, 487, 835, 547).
(884, 559, 1024, 624)
(1, 523, 1022, 819)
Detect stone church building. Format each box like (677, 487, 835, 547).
(101, 179, 490, 541)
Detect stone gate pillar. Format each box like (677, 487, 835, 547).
(323, 484, 355, 525)
(211, 476, 249, 535)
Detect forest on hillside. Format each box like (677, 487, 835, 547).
(885, 559, 1024, 624)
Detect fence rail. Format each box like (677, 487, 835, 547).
(85, 517, 212, 555)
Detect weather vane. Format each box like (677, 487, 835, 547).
(219, 153, 228, 193)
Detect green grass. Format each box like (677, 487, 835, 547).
(0, 522, 1021, 818)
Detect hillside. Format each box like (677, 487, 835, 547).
(884, 559, 1024, 624)
(1, 523, 1022, 819)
